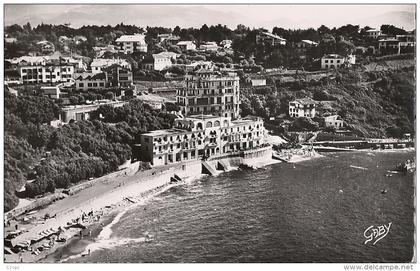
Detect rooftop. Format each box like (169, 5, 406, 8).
(115, 34, 146, 43)
(153, 52, 178, 59)
(91, 58, 130, 67)
(177, 41, 195, 45)
(142, 128, 187, 137)
(186, 114, 223, 121)
(74, 72, 106, 80)
(301, 40, 318, 45)
(292, 97, 316, 105)
(322, 54, 345, 59)
(260, 32, 286, 41)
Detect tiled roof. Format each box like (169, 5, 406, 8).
(75, 72, 106, 80)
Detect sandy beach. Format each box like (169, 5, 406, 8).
(4, 149, 286, 263)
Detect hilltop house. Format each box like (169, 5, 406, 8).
(256, 32, 286, 46)
(36, 41, 55, 54)
(93, 45, 118, 57)
(176, 41, 196, 51)
(295, 40, 318, 50)
(379, 35, 415, 55)
(199, 41, 219, 52)
(289, 98, 316, 118)
(321, 54, 356, 69)
(365, 29, 381, 39)
(220, 40, 233, 49)
(324, 115, 344, 129)
(142, 52, 178, 71)
(115, 34, 147, 54)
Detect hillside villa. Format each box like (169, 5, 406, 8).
(321, 54, 356, 69)
(256, 31, 287, 46)
(289, 98, 317, 118)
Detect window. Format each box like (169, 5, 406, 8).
(79, 83, 84, 87)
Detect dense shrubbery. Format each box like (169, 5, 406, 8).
(240, 66, 415, 139)
(4, 92, 175, 211)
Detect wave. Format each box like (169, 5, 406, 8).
(61, 181, 184, 262)
(60, 236, 148, 262)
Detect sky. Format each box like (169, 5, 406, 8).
(4, 4, 416, 31)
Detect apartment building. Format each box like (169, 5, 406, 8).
(139, 115, 266, 166)
(115, 34, 147, 54)
(18, 60, 75, 84)
(104, 64, 133, 88)
(177, 69, 241, 119)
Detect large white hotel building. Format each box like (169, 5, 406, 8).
(139, 69, 267, 166)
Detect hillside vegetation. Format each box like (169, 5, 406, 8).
(241, 60, 415, 138)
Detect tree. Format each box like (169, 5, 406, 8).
(381, 24, 407, 36)
(317, 25, 331, 36)
(336, 40, 355, 56)
(105, 91, 114, 100)
(173, 26, 181, 36)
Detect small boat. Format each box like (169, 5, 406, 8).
(381, 189, 388, 194)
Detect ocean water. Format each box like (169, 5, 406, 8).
(64, 151, 415, 263)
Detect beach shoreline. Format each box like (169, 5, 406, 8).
(4, 147, 283, 263)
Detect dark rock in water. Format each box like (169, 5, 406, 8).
(395, 159, 415, 173)
(238, 164, 255, 170)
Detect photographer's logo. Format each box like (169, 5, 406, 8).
(364, 222, 392, 245)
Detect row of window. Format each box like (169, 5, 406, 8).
(78, 82, 106, 88)
(323, 59, 342, 63)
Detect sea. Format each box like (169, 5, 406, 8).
(56, 151, 415, 263)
